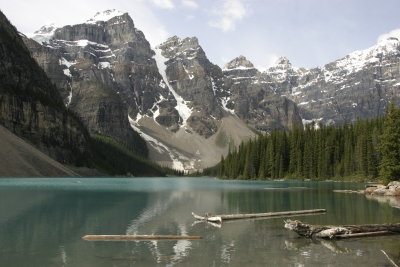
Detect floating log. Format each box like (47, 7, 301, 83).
(192, 209, 326, 223)
(335, 231, 395, 239)
(82, 235, 202, 241)
(381, 250, 399, 267)
(284, 219, 400, 239)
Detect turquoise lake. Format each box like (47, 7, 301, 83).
(0, 177, 399, 266)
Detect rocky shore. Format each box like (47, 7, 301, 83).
(333, 181, 400, 209)
(365, 181, 400, 196)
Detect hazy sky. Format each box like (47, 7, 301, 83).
(2, 0, 400, 69)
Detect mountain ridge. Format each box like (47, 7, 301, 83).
(23, 9, 400, 171)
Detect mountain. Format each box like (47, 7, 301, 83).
(262, 36, 400, 125)
(0, 10, 172, 177)
(25, 10, 301, 171)
(0, 10, 89, 166)
(222, 56, 303, 131)
(24, 10, 151, 157)
(13, 8, 400, 172)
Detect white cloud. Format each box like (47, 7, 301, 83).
(209, 0, 248, 32)
(377, 29, 400, 43)
(181, 0, 198, 9)
(150, 0, 175, 9)
(185, 15, 195, 20)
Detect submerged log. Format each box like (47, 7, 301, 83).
(82, 235, 202, 241)
(192, 209, 326, 223)
(284, 219, 400, 239)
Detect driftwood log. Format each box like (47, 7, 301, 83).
(82, 235, 202, 241)
(285, 219, 400, 239)
(192, 209, 326, 223)
(381, 250, 399, 267)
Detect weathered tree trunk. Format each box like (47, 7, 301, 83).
(192, 209, 326, 223)
(82, 235, 202, 241)
(285, 220, 400, 239)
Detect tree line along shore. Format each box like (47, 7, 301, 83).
(204, 101, 400, 184)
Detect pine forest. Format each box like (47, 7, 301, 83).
(205, 102, 400, 183)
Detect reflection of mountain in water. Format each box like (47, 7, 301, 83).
(1, 179, 400, 266)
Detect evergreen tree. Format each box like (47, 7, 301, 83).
(205, 111, 387, 182)
(379, 101, 400, 183)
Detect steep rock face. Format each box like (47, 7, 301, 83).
(23, 10, 302, 171)
(223, 56, 303, 131)
(264, 37, 400, 125)
(155, 36, 225, 137)
(0, 10, 88, 164)
(25, 10, 169, 155)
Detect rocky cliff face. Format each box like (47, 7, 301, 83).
(25, 10, 303, 171)
(263, 37, 400, 125)
(155, 36, 226, 137)
(0, 10, 88, 164)
(25, 10, 166, 156)
(222, 56, 303, 131)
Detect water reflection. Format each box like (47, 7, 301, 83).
(285, 238, 351, 254)
(0, 178, 400, 266)
(365, 194, 400, 209)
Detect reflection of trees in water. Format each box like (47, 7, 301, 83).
(365, 194, 400, 209)
(221, 185, 400, 226)
(285, 238, 351, 253)
(2, 180, 400, 266)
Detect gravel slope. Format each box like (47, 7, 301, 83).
(0, 126, 79, 177)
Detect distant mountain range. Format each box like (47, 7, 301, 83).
(20, 9, 400, 172)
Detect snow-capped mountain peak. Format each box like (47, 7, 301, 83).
(268, 56, 294, 72)
(325, 31, 400, 77)
(85, 9, 125, 24)
(377, 29, 400, 44)
(29, 23, 58, 44)
(223, 55, 255, 70)
(33, 23, 58, 35)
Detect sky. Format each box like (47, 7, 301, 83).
(2, 0, 400, 70)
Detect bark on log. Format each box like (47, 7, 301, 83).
(193, 209, 326, 223)
(285, 219, 400, 239)
(82, 235, 202, 241)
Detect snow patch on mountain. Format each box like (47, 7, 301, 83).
(98, 62, 111, 69)
(86, 9, 125, 24)
(211, 77, 217, 95)
(150, 94, 166, 122)
(59, 57, 76, 78)
(323, 34, 400, 81)
(28, 24, 58, 44)
(221, 96, 235, 115)
(377, 29, 400, 44)
(302, 118, 323, 129)
(154, 48, 192, 126)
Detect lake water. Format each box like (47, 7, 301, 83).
(0, 177, 399, 266)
